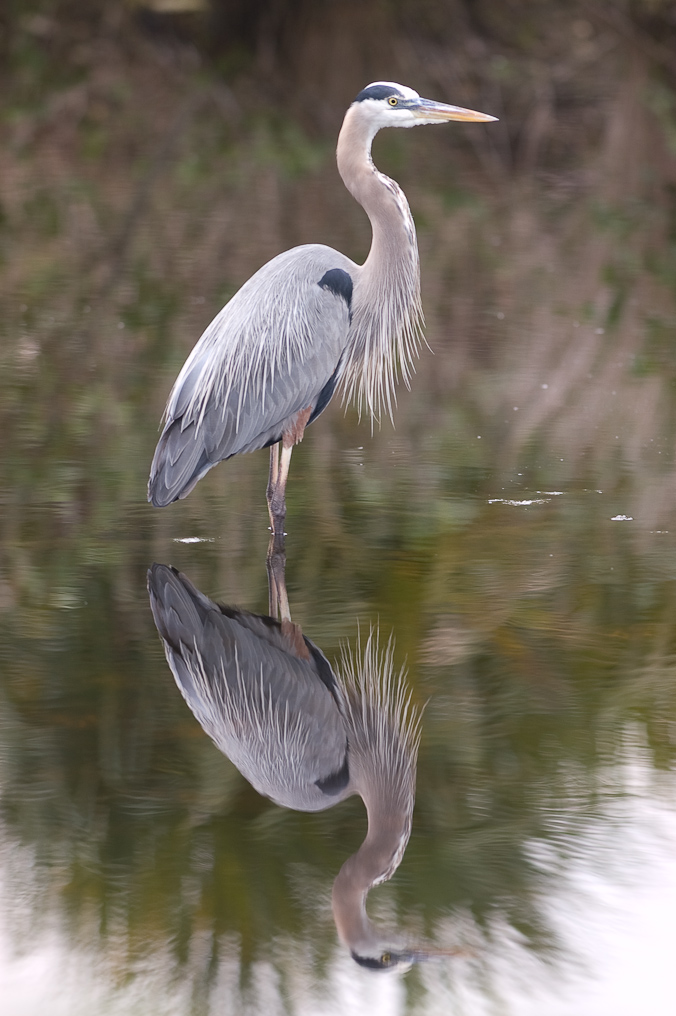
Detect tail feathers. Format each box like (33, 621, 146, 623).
(147, 564, 222, 709)
(148, 418, 214, 507)
(147, 564, 212, 644)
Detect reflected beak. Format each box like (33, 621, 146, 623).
(412, 98, 498, 123)
(406, 945, 475, 964)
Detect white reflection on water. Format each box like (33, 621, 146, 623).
(423, 798, 676, 1016)
(487, 498, 552, 506)
(1, 775, 676, 1015)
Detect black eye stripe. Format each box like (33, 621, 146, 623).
(354, 85, 405, 103)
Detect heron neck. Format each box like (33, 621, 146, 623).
(335, 106, 423, 421)
(336, 108, 418, 277)
(331, 793, 410, 952)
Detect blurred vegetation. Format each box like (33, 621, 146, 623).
(3, 482, 676, 1011)
(2, 0, 676, 533)
(2, 0, 676, 1011)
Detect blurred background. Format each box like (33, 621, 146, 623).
(2, 1, 676, 1013)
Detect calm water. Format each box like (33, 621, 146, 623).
(3, 107, 676, 1013)
(3, 383, 676, 1013)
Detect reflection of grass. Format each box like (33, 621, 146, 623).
(2, 483, 676, 1006)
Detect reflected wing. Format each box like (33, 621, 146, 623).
(148, 564, 351, 811)
(148, 245, 355, 506)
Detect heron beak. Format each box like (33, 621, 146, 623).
(412, 98, 498, 123)
(405, 945, 475, 964)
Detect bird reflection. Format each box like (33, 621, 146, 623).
(148, 541, 454, 970)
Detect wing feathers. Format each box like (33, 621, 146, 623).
(148, 564, 351, 810)
(148, 245, 355, 506)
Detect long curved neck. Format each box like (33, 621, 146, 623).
(336, 107, 417, 276)
(331, 789, 412, 953)
(335, 106, 423, 422)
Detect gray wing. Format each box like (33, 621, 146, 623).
(147, 564, 352, 811)
(148, 244, 356, 507)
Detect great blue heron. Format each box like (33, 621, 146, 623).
(148, 82, 497, 531)
(147, 559, 458, 969)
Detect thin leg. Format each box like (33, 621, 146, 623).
(266, 531, 288, 620)
(265, 530, 309, 658)
(267, 537, 278, 617)
(266, 443, 280, 532)
(276, 567, 291, 622)
(265, 408, 311, 535)
(268, 443, 293, 537)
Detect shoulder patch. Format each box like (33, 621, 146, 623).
(308, 356, 342, 426)
(315, 754, 350, 796)
(318, 268, 353, 309)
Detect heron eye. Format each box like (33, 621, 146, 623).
(388, 97, 398, 106)
(381, 952, 392, 964)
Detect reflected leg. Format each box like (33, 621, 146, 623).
(266, 532, 308, 657)
(266, 531, 290, 621)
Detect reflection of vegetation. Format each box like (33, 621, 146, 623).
(2, 481, 676, 1009)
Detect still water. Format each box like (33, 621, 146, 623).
(2, 104, 676, 1011)
(2, 376, 676, 1013)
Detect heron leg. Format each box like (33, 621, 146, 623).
(265, 532, 308, 658)
(266, 408, 311, 535)
(266, 443, 280, 531)
(267, 442, 293, 537)
(267, 539, 278, 617)
(266, 531, 290, 621)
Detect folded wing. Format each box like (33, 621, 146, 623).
(148, 245, 355, 506)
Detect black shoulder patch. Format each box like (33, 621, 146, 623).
(315, 754, 350, 796)
(309, 355, 342, 426)
(354, 84, 404, 104)
(306, 640, 340, 698)
(318, 268, 353, 309)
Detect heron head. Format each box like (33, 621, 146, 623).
(344, 909, 469, 974)
(351, 943, 468, 973)
(352, 81, 498, 130)
(351, 946, 418, 973)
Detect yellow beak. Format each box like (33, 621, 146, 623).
(412, 98, 498, 123)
